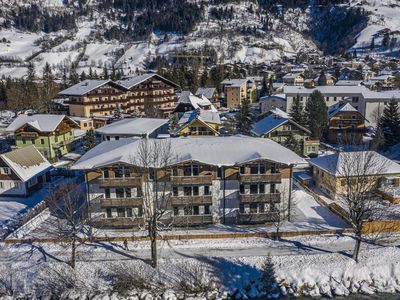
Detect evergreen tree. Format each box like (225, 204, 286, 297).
(168, 113, 180, 135)
(370, 37, 375, 51)
(371, 125, 385, 151)
(268, 77, 274, 95)
(69, 66, 80, 85)
(40, 62, 58, 112)
(260, 77, 268, 97)
(235, 100, 253, 135)
(102, 66, 109, 79)
(379, 98, 400, 148)
(305, 91, 327, 140)
(283, 132, 301, 155)
(289, 95, 306, 126)
(88, 67, 94, 79)
(80, 71, 87, 81)
(26, 62, 36, 82)
(84, 129, 97, 151)
(200, 69, 208, 87)
(261, 254, 280, 297)
(317, 69, 327, 86)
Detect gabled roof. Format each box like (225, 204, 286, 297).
(178, 109, 221, 126)
(252, 108, 310, 137)
(72, 135, 305, 170)
(95, 117, 168, 137)
(328, 102, 362, 119)
(221, 78, 247, 87)
(0, 146, 52, 182)
(117, 73, 179, 89)
(283, 73, 304, 80)
(195, 87, 217, 100)
(6, 114, 78, 133)
(58, 80, 127, 96)
(309, 151, 400, 177)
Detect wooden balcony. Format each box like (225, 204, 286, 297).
(239, 173, 281, 183)
(98, 177, 142, 187)
(170, 175, 213, 185)
(239, 193, 281, 203)
(238, 212, 279, 224)
(100, 198, 143, 208)
(173, 215, 213, 225)
(171, 195, 213, 205)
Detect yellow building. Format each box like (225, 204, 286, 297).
(309, 151, 400, 200)
(175, 109, 221, 136)
(282, 73, 305, 86)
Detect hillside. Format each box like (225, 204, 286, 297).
(0, 0, 398, 78)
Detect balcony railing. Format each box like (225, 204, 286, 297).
(238, 212, 279, 224)
(239, 193, 281, 203)
(100, 198, 143, 207)
(171, 195, 213, 205)
(239, 173, 281, 183)
(173, 215, 213, 225)
(98, 177, 142, 187)
(170, 175, 213, 185)
(95, 217, 144, 228)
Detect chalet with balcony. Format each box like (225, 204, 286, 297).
(252, 108, 319, 157)
(174, 91, 217, 114)
(6, 114, 79, 161)
(282, 73, 304, 86)
(72, 136, 304, 228)
(327, 102, 366, 145)
(175, 109, 221, 137)
(195, 87, 220, 108)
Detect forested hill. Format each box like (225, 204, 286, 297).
(0, 0, 398, 78)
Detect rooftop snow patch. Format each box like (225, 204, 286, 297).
(95, 118, 168, 136)
(72, 135, 306, 170)
(6, 114, 77, 133)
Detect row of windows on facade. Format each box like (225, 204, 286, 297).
(104, 202, 278, 219)
(294, 96, 359, 103)
(21, 134, 70, 145)
(102, 163, 281, 179)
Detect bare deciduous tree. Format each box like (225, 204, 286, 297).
(133, 139, 176, 268)
(336, 151, 388, 262)
(45, 183, 93, 269)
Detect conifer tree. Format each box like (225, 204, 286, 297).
(168, 113, 180, 135)
(235, 99, 253, 135)
(84, 129, 97, 151)
(283, 132, 301, 155)
(102, 66, 109, 79)
(305, 90, 327, 140)
(371, 125, 385, 151)
(289, 94, 306, 126)
(80, 71, 87, 81)
(261, 254, 280, 297)
(379, 98, 400, 148)
(40, 62, 58, 112)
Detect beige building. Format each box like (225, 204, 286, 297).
(221, 79, 248, 108)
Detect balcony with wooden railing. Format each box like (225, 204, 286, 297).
(100, 197, 144, 208)
(239, 173, 281, 183)
(98, 177, 142, 187)
(171, 195, 213, 205)
(170, 175, 213, 185)
(239, 193, 281, 203)
(238, 212, 279, 224)
(97, 217, 144, 228)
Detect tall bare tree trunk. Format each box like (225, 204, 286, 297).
(71, 237, 76, 269)
(151, 216, 157, 268)
(353, 232, 362, 263)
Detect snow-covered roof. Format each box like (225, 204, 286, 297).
(328, 102, 359, 119)
(283, 73, 304, 79)
(283, 85, 369, 95)
(252, 114, 288, 137)
(178, 109, 221, 125)
(309, 151, 400, 177)
(335, 80, 362, 86)
(72, 135, 305, 170)
(177, 92, 217, 112)
(95, 118, 168, 137)
(117, 73, 179, 89)
(221, 78, 247, 87)
(59, 80, 123, 96)
(0, 146, 52, 182)
(6, 114, 78, 133)
(259, 94, 286, 102)
(195, 87, 216, 100)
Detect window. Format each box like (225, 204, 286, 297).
(239, 166, 245, 174)
(40, 139, 45, 145)
(184, 206, 191, 215)
(193, 206, 199, 215)
(149, 168, 155, 180)
(193, 186, 199, 196)
(173, 187, 178, 196)
(259, 184, 265, 194)
(1, 167, 11, 175)
(351, 115, 356, 120)
(240, 184, 245, 194)
(55, 136, 58, 143)
(116, 188, 124, 198)
(250, 184, 258, 194)
(204, 185, 211, 195)
(104, 189, 110, 199)
(117, 208, 125, 217)
(250, 164, 259, 175)
(270, 183, 276, 193)
(125, 188, 132, 198)
(103, 169, 109, 178)
(204, 205, 210, 215)
(172, 168, 178, 176)
(124, 168, 131, 178)
(239, 203, 245, 213)
(217, 167, 222, 178)
(173, 206, 179, 216)
(192, 165, 199, 176)
(126, 208, 133, 218)
(106, 208, 112, 218)
(22, 139, 26, 144)
(137, 187, 143, 197)
(184, 186, 192, 196)
(184, 166, 192, 176)
(114, 167, 123, 178)
(115, 136, 120, 141)
(250, 203, 258, 213)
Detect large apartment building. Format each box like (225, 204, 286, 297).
(59, 74, 179, 118)
(72, 136, 303, 228)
